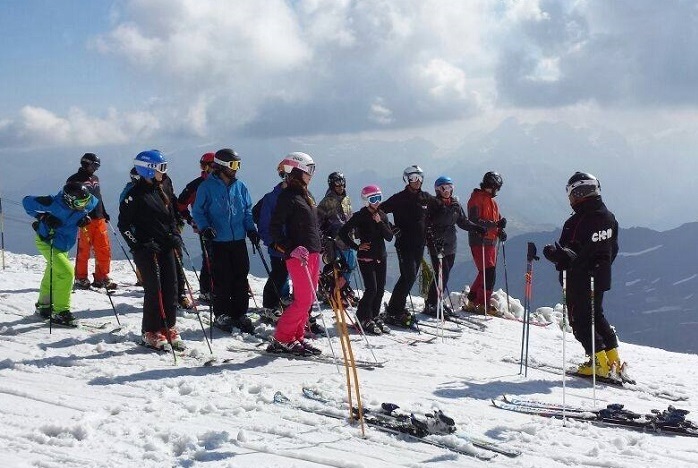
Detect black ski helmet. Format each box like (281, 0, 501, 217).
(213, 148, 241, 172)
(80, 152, 101, 168)
(328, 171, 346, 187)
(481, 171, 503, 190)
(566, 172, 600, 203)
(62, 181, 91, 210)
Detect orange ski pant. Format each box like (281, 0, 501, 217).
(75, 218, 112, 282)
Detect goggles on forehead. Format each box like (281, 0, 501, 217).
(407, 173, 423, 183)
(134, 159, 168, 173)
(367, 194, 382, 205)
(214, 157, 241, 171)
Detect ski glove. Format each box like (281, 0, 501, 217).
(201, 227, 217, 240)
(77, 215, 92, 228)
(543, 242, 577, 268)
(498, 230, 507, 242)
(497, 217, 507, 229)
(40, 213, 63, 229)
(247, 229, 261, 246)
(169, 234, 184, 250)
(289, 246, 309, 265)
(140, 240, 162, 253)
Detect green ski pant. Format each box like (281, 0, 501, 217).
(36, 235, 74, 313)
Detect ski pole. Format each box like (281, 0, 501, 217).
(0, 197, 5, 270)
(107, 220, 139, 280)
(562, 270, 568, 424)
(253, 239, 285, 313)
(174, 249, 213, 357)
(201, 239, 215, 341)
(481, 244, 487, 315)
(344, 309, 379, 364)
(501, 241, 511, 315)
(437, 250, 444, 341)
(180, 240, 200, 284)
(590, 275, 597, 407)
(152, 252, 177, 364)
(303, 262, 339, 372)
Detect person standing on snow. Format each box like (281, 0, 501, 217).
(424, 176, 486, 317)
(118, 150, 185, 351)
(338, 185, 393, 335)
(465, 171, 507, 315)
(252, 158, 293, 323)
(191, 148, 259, 335)
(380, 165, 438, 327)
(176, 152, 216, 303)
(23, 182, 97, 325)
(67, 153, 116, 290)
(543, 172, 626, 379)
(317, 172, 357, 305)
(267, 152, 323, 356)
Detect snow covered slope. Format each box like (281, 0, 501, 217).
(1, 251, 697, 467)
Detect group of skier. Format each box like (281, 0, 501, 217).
(22, 148, 626, 378)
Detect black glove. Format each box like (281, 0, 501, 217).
(543, 242, 576, 265)
(499, 230, 507, 242)
(77, 215, 92, 228)
(390, 223, 401, 238)
(41, 213, 62, 229)
(169, 234, 184, 250)
(201, 227, 217, 240)
(104, 214, 110, 222)
(247, 229, 261, 246)
(543, 244, 558, 263)
(472, 223, 487, 235)
(140, 240, 162, 253)
(497, 217, 507, 229)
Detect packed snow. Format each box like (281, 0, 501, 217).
(1, 250, 697, 467)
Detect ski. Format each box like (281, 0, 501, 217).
(302, 387, 521, 458)
(273, 391, 497, 460)
(492, 395, 698, 437)
(223, 343, 385, 370)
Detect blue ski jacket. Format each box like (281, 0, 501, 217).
(23, 191, 98, 251)
(255, 183, 285, 258)
(192, 174, 255, 242)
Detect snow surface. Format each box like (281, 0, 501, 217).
(1, 250, 697, 467)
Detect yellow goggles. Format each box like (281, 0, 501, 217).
(214, 157, 241, 171)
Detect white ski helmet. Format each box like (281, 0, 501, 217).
(566, 171, 600, 204)
(402, 165, 424, 184)
(283, 152, 316, 176)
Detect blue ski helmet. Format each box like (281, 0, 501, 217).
(434, 176, 453, 188)
(134, 150, 167, 179)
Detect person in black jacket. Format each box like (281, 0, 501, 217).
(380, 165, 438, 326)
(267, 152, 323, 356)
(338, 185, 393, 334)
(424, 176, 486, 317)
(118, 150, 184, 351)
(67, 153, 116, 290)
(543, 172, 625, 379)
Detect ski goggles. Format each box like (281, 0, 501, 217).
(332, 180, 346, 187)
(66, 194, 91, 210)
(134, 159, 168, 173)
(436, 183, 454, 195)
(406, 173, 423, 183)
(367, 194, 382, 205)
(214, 157, 241, 171)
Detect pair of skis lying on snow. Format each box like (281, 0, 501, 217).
(274, 387, 522, 460)
(492, 394, 698, 437)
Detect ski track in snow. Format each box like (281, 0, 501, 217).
(1, 251, 698, 467)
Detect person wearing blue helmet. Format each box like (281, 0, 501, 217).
(23, 182, 98, 326)
(423, 176, 485, 317)
(118, 150, 185, 351)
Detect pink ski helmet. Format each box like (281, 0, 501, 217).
(361, 185, 383, 206)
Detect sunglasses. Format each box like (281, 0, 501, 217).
(134, 159, 168, 173)
(407, 174, 423, 183)
(367, 194, 382, 204)
(214, 157, 241, 171)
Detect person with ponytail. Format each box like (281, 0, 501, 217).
(267, 152, 323, 356)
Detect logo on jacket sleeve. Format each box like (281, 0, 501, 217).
(592, 228, 613, 242)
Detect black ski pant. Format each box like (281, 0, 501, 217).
(198, 235, 212, 295)
(262, 255, 289, 309)
(387, 245, 424, 315)
(568, 284, 618, 356)
(357, 259, 387, 322)
(426, 252, 455, 308)
(211, 240, 250, 320)
(133, 248, 178, 333)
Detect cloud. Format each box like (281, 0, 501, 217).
(0, 106, 160, 149)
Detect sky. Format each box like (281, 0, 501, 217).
(1, 0, 698, 240)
